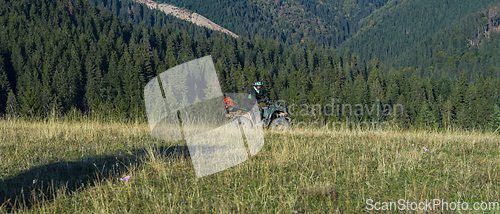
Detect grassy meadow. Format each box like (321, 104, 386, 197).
(1, 118, 500, 213)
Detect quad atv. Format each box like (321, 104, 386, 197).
(224, 97, 291, 132)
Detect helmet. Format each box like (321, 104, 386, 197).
(252, 81, 263, 93)
(252, 81, 263, 87)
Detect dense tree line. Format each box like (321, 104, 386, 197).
(1, 0, 500, 132)
(0, 0, 218, 119)
(342, 0, 500, 73)
(152, 0, 500, 82)
(391, 8, 500, 81)
(155, 0, 390, 47)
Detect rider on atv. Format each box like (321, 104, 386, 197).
(226, 81, 291, 130)
(247, 81, 271, 105)
(245, 81, 271, 123)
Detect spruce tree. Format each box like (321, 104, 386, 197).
(417, 101, 437, 130)
(0, 63, 10, 115)
(6, 90, 18, 118)
(19, 88, 42, 118)
(489, 104, 500, 133)
(452, 71, 469, 128)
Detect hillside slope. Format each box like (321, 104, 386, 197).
(155, 0, 391, 46)
(135, 0, 238, 38)
(151, 0, 500, 80)
(340, 0, 500, 64)
(390, 5, 500, 80)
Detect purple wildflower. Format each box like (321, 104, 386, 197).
(120, 175, 130, 182)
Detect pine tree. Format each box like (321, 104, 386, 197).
(406, 69, 424, 125)
(452, 70, 469, 128)
(49, 94, 63, 119)
(353, 73, 369, 106)
(367, 59, 385, 102)
(19, 88, 42, 118)
(85, 52, 103, 115)
(6, 90, 18, 118)
(163, 48, 178, 72)
(417, 100, 438, 130)
(0, 63, 10, 115)
(389, 94, 410, 129)
(475, 75, 493, 128)
(438, 72, 452, 100)
(385, 72, 399, 104)
(489, 104, 500, 133)
(118, 49, 133, 117)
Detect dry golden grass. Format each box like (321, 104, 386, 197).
(1, 118, 500, 213)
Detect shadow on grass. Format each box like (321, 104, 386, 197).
(0, 144, 190, 212)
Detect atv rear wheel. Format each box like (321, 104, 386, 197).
(231, 116, 253, 130)
(270, 117, 290, 132)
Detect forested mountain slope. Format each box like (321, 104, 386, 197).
(155, 0, 391, 47)
(154, 0, 500, 81)
(388, 6, 500, 80)
(130, 0, 239, 38)
(341, 0, 500, 73)
(1, 0, 500, 131)
(0, 0, 222, 119)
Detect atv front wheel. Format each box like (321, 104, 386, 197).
(270, 117, 290, 132)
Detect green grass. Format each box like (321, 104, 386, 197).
(1, 118, 500, 213)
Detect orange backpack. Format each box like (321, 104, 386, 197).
(223, 97, 235, 108)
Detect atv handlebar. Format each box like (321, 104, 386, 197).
(258, 99, 272, 105)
